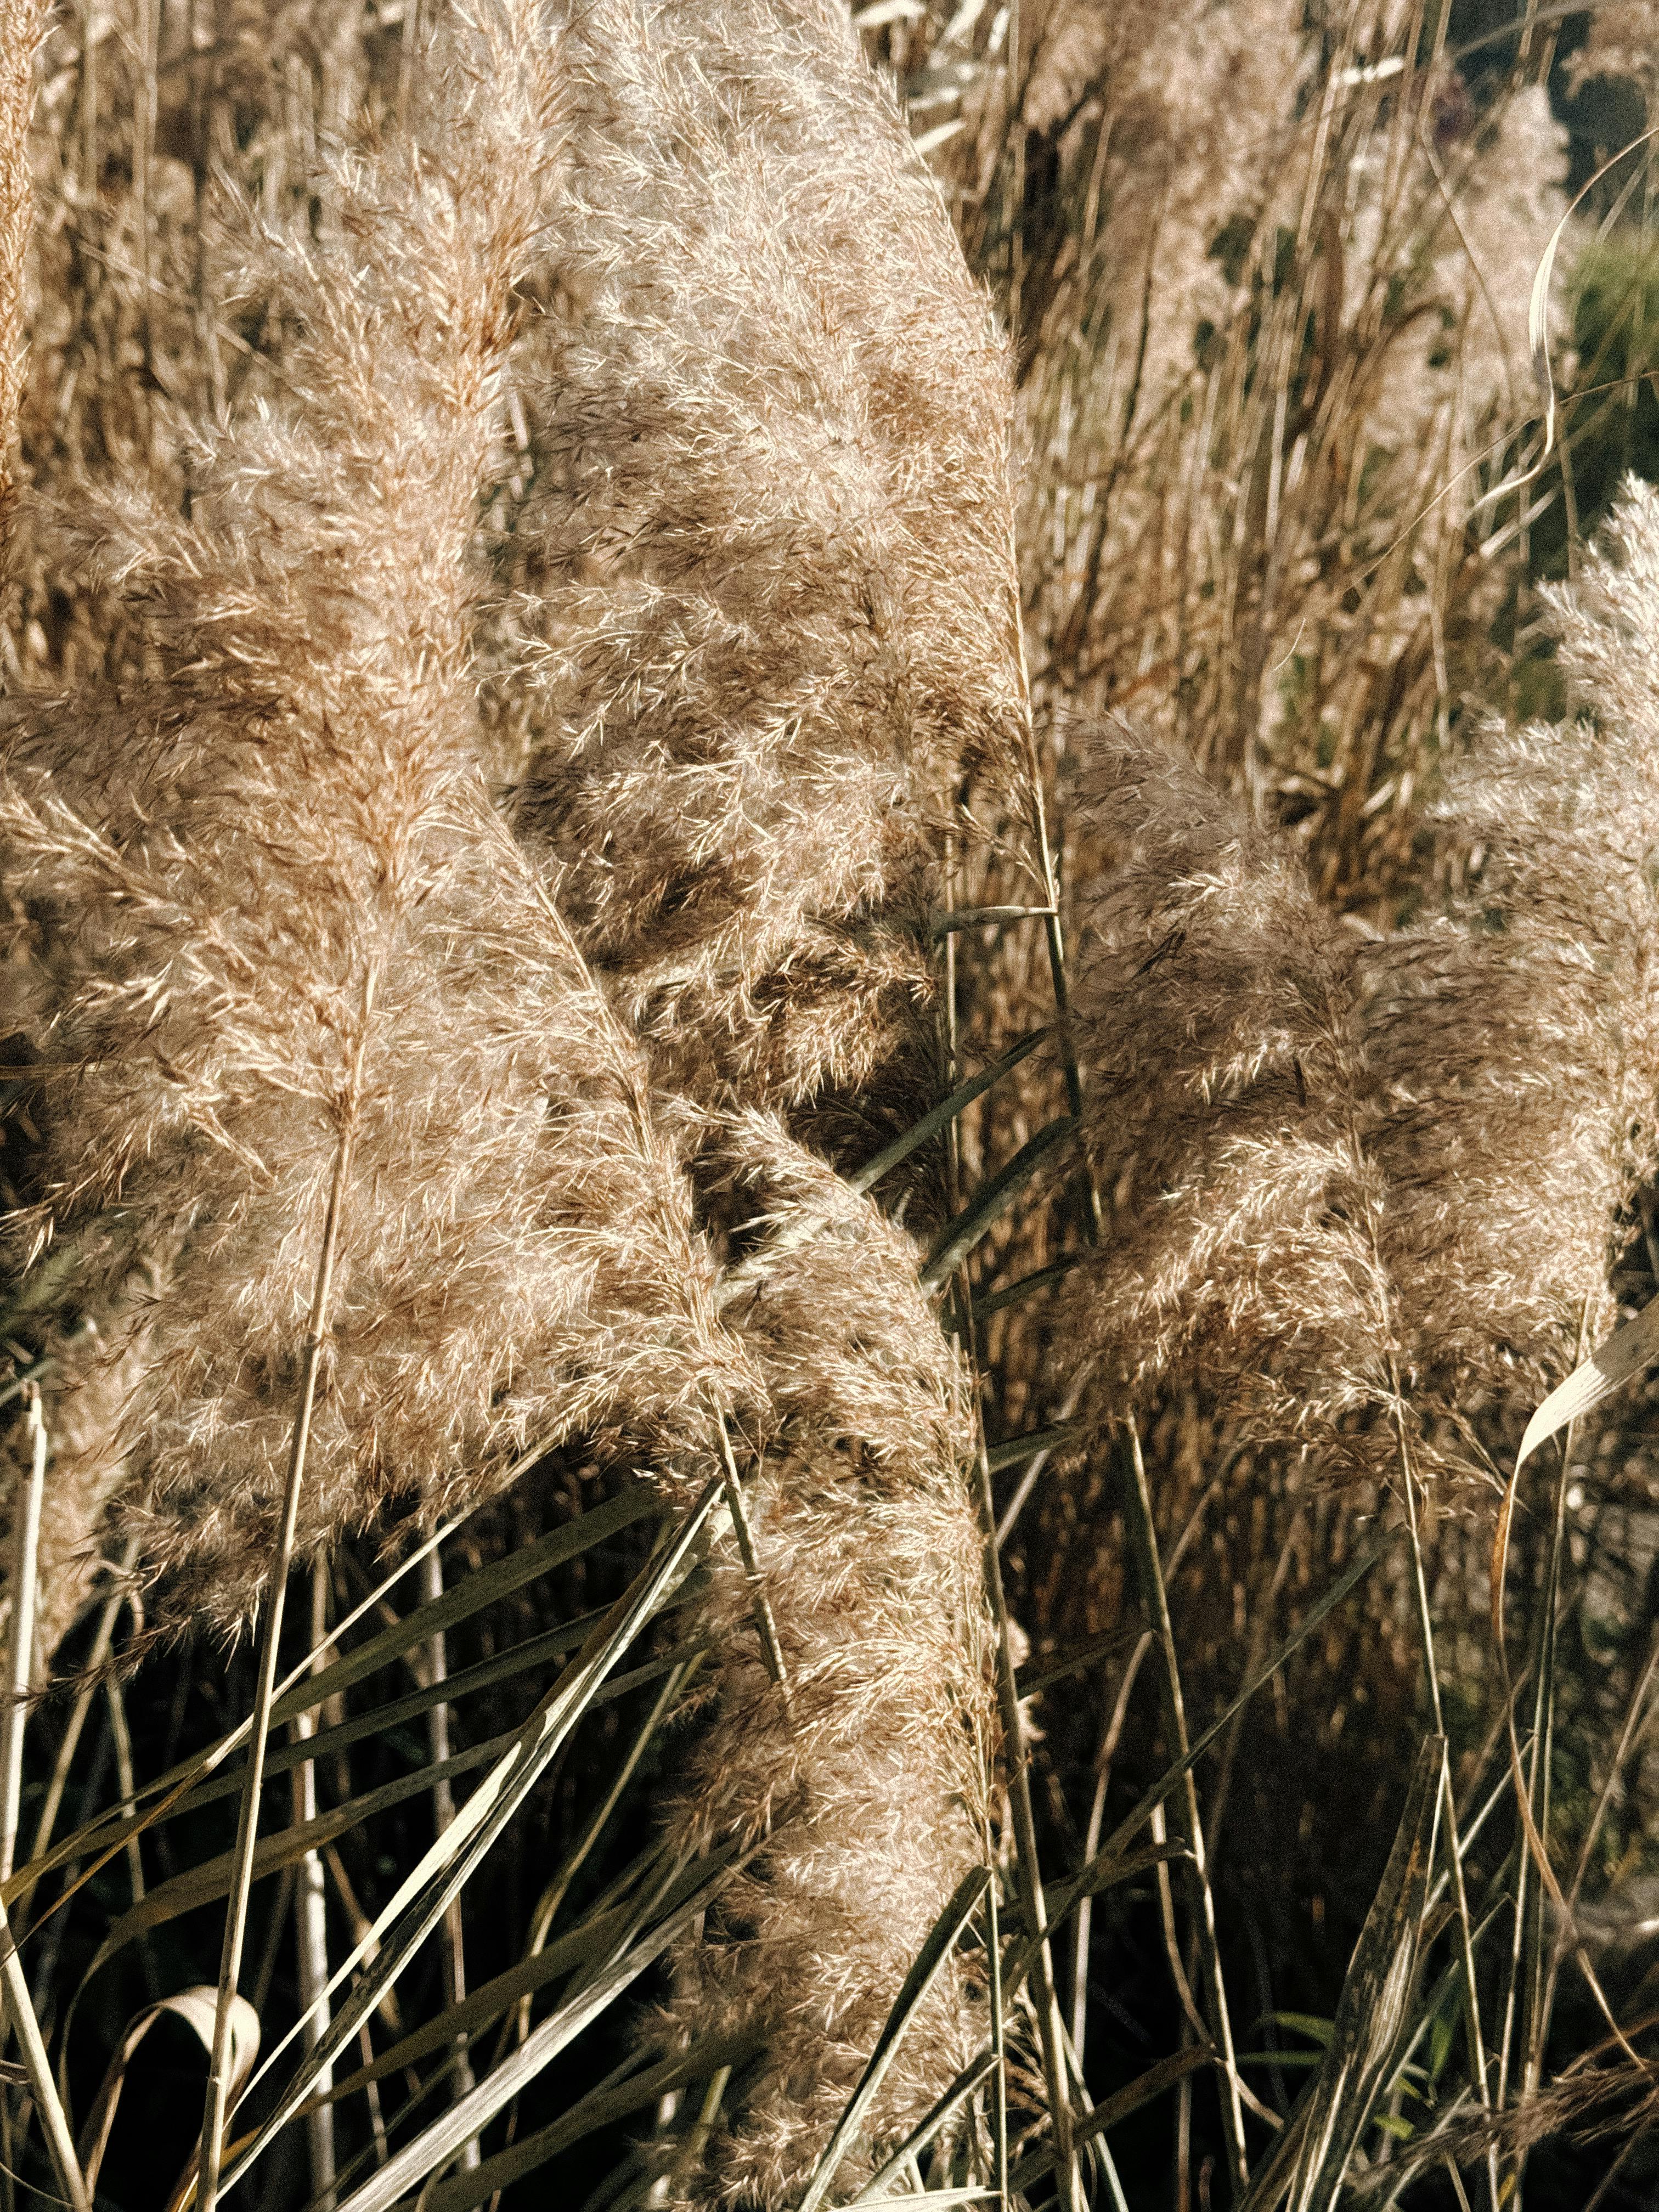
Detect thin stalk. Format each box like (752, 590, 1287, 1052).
(1493, 1420, 1577, 2178)
(0, 1389, 44, 2212)
(360, 2018, 389, 2167)
(1200, 1507, 1303, 1872)
(520, 1658, 693, 1985)
(0, 1893, 87, 2210)
(665, 2064, 731, 2201)
(985, 1835, 1007, 2209)
(132, 0, 159, 409)
(713, 1414, 788, 1697)
(295, 1560, 337, 2208)
(972, 1434, 1082, 2212)
(79, 0, 96, 201)
(1548, 1623, 1659, 2031)
(1071, 1632, 1150, 2066)
(421, 1546, 478, 2174)
(1511, 1438, 1574, 2209)
(1395, 1408, 1495, 2210)
(195, 962, 379, 2212)
(1000, 572, 1243, 2181)
(0, 1386, 46, 1884)
(397, 0, 422, 128)
(1005, 0, 1024, 345)
(105, 1669, 159, 2001)
(1069, 1474, 1222, 2067)
(16, 1536, 138, 1917)
(1121, 1424, 1249, 2194)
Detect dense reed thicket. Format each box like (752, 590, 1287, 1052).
(2, 2, 1659, 2210)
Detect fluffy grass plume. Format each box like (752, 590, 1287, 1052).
(1, 8, 998, 2196)
(498, 0, 1023, 1114)
(486, 7, 1008, 2180)
(1069, 475, 1659, 1466)
(0, 0, 759, 1637)
(663, 1128, 992, 2206)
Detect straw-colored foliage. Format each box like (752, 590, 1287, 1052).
(2, 1, 1659, 2207)
(0, 2, 1001, 2197)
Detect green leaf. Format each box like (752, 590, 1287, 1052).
(1271, 1736, 1443, 2212)
(849, 1028, 1051, 1197)
(919, 1118, 1078, 1289)
(971, 1254, 1083, 1319)
(984, 1424, 1077, 1474)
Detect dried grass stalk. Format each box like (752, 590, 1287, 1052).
(0, 0, 40, 540)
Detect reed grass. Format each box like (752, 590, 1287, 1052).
(0, 2, 1656, 2209)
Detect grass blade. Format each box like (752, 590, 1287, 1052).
(80, 1987, 259, 2194)
(0, 1903, 87, 2207)
(1120, 1423, 1249, 2188)
(405, 2028, 763, 2212)
(1008, 2043, 1215, 2193)
(86, 1729, 515, 1972)
(848, 2051, 1000, 2204)
(850, 1028, 1051, 1197)
(1513, 1287, 1659, 1477)
(970, 1255, 1082, 1320)
(1016, 1527, 1398, 1982)
(983, 1424, 1076, 1475)
(198, 977, 374, 2212)
(9, 1488, 665, 1934)
(1279, 1735, 1443, 2210)
(928, 907, 1055, 936)
(307, 1847, 713, 2104)
(328, 1850, 743, 2212)
(0, 1386, 46, 1884)
(268, 1485, 661, 1729)
(919, 1118, 1077, 1289)
(215, 1476, 724, 2194)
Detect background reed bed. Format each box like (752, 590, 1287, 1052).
(1, 2, 1658, 2210)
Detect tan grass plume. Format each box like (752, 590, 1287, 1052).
(494, 0, 1023, 1118)
(0, 0, 756, 1638)
(1069, 474, 1659, 1470)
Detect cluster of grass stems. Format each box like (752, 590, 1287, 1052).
(0, 1, 1658, 2209)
